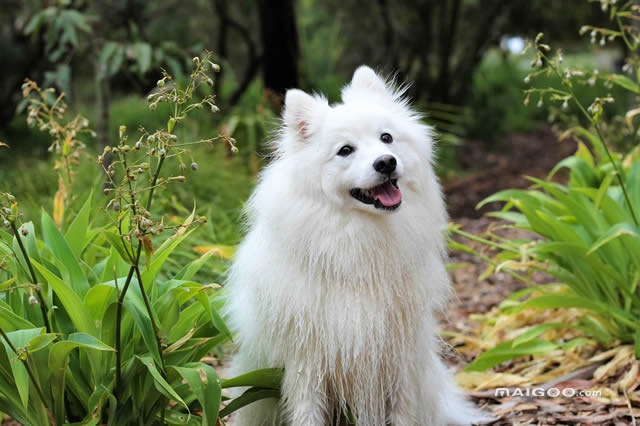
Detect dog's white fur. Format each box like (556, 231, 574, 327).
(225, 66, 477, 425)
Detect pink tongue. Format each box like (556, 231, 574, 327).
(373, 181, 402, 206)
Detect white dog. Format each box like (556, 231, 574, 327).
(225, 66, 477, 425)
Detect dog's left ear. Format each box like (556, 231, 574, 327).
(284, 89, 328, 141)
(342, 66, 390, 101)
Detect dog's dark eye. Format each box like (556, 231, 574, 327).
(380, 133, 393, 144)
(337, 145, 355, 157)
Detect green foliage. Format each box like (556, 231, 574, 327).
(465, 49, 630, 146)
(454, 1, 640, 371)
(0, 55, 281, 424)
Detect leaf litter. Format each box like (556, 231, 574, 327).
(445, 217, 640, 425)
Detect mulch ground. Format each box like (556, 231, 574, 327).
(442, 127, 640, 425)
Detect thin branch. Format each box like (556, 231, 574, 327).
(9, 221, 51, 333)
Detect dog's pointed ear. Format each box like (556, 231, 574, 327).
(351, 66, 388, 94)
(342, 66, 390, 103)
(284, 89, 328, 141)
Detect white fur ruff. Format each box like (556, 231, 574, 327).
(225, 66, 478, 426)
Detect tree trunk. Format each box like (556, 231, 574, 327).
(96, 70, 111, 150)
(257, 0, 299, 101)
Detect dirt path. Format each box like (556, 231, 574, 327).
(444, 126, 575, 218)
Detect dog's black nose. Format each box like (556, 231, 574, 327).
(373, 155, 397, 174)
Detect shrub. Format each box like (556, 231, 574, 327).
(452, 1, 640, 371)
(0, 53, 281, 424)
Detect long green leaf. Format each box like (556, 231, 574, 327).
(1, 328, 43, 410)
(221, 368, 283, 390)
(588, 222, 640, 254)
(219, 387, 279, 418)
(512, 323, 574, 347)
(172, 363, 221, 425)
(49, 333, 114, 425)
(137, 355, 188, 411)
(124, 296, 163, 367)
(32, 259, 96, 336)
(0, 301, 35, 332)
(141, 231, 193, 289)
(464, 338, 558, 372)
(41, 210, 90, 298)
(103, 232, 134, 265)
(65, 193, 93, 257)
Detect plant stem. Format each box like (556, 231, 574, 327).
(0, 326, 53, 422)
(115, 267, 135, 393)
(450, 227, 520, 253)
(134, 265, 166, 373)
(145, 156, 165, 211)
(114, 153, 167, 394)
(9, 221, 51, 333)
(616, 14, 640, 82)
(542, 51, 639, 226)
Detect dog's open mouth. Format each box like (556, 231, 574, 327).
(350, 179, 402, 210)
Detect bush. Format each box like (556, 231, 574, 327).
(0, 53, 281, 424)
(465, 47, 630, 147)
(453, 2, 640, 371)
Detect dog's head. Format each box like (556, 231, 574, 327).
(280, 66, 435, 215)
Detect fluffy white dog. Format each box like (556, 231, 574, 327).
(225, 66, 477, 425)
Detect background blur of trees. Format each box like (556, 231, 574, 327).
(0, 0, 616, 153)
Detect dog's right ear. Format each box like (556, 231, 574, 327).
(284, 89, 327, 141)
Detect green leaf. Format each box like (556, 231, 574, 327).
(512, 323, 573, 347)
(65, 193, 93, 257)
(611, 74, 640, 94)
(124, 295, 163, 367)
(221, 368, 283, 390)
(194, 292, 231, 341)
(84, 284, 117, 322)
(49, 333, 114, 425)
(463, 338, 558, 372)
(103, 232, 134, 264)
(549, 156, 598, 188)
(588, 222, 640, 255)
(98, 41, 118, 78)
(41, 209, 90, 298)
(172, 363, 221, 425)
(0, 301, 36, 332)
(136, 356, 188, 411)
(107, 44, 125, 77)
(141, 231, 193, 289)
(1, 328, 44, 410)
(175, 249, 220, 281)
(519, 293, 636, 328)
(27, 333, 57, 353)
(132, 42, 152, 74)
(219, 387, 279, 418)
(32, 259, 97, 336)
(563, 126, 607, 160)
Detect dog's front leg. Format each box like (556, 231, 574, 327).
(282, 363, 327, 426)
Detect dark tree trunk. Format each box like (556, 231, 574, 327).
(212, 0, 229, 97)
(96, 70, 111, 150)
(435, 0, 461, 103)
(257, 0, 299, 99)
(211, 0, 261, 107)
